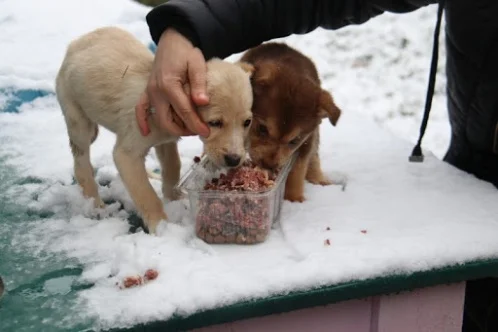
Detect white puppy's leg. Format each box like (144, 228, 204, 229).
(113, 143, 167, 234)
(61, 100, 104, 208)
(155, 142, 181, 201)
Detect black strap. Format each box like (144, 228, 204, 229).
(409, 0, 446, 162)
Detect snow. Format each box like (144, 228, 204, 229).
(1, 0, 497, 331)
(0, 0, 151, 90)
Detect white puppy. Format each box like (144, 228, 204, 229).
(55, 27, 254, 234)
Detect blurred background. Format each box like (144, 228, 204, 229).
(0, 0, 449, 160)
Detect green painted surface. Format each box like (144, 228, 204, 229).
(0, 157, 94, 332)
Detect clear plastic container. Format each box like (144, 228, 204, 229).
(177, 154, 297, 245)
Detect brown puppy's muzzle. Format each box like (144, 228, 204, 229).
(259, 159, 277, 170)
(259, 155, 288, 172)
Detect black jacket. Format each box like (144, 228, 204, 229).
(146, 0, 498, 187)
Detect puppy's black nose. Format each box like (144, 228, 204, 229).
(224, 154, 241, 167)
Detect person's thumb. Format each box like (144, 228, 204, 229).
(188, 48, 209, 106)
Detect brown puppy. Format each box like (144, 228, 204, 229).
(240, 42, 341, 202)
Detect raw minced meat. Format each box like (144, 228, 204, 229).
(195, 161, 279, 245)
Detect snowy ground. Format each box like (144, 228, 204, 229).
(2, 1, 491, 331)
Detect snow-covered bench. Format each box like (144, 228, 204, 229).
(2, 104, 498, 331)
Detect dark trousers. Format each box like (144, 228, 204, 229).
(462, 278, 498, 332)
(444, 139, 498, 332)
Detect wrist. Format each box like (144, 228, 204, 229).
(159, 28, 192, 47)
(146, 4, 203, 56)
(158, 25, 200, 52)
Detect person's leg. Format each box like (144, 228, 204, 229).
(462, 278, 498, 332)
(443, 0, 498, 188)
(442, 2, 498, 331)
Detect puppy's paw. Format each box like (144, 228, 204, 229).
(284, 191, 306, 203)
(143, 212, 168, 235)
(93, 198, 106, 209)
(151, 219, 171, 236)
(145, 222, 158, 236)
(307, 175, 333, 186)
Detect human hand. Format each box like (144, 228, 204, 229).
(136, 28, 210, 137)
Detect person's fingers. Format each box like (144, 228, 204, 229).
(147, 73, 190, 136)
(165, 80, 210, 137)
(187, 48, 210, 107)
(148, 78, 186, 137)
(146, 76, 196, 137)
(151, 95, 187, 137)
(171, 106, 196, 136)
(135, 91, 151, 136)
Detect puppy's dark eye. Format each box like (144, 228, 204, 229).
(258, 124, 268, 136)
(208, 120, 222, 128)
(289, 138, 300, 146)
(243, 119, 252, 128)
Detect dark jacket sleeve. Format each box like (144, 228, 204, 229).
(146, 0, 437, 60)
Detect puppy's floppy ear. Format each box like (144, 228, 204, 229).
(318, 89, 341, 126)
(235, 61, 255, 78)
